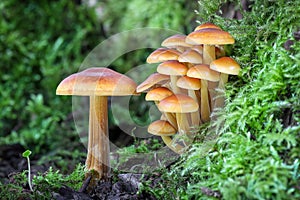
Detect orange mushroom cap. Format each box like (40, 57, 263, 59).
(187, 64, 220, 82)
(210, 57, 241, 75)
(56, 67, 137, 96)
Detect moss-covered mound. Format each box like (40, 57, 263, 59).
(142, 0, 300, 199)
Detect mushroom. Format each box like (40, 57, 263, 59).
(147, 120, 183, 154)
(178, 49, 203, 68)
(146, 48, 181, 64)
(56, 67, 137, 184)
(158, 94, 199, 136)
(210, 57, 241, 108)
(145, 87, 177, 128)
(136, 72, 170, 93)
(161, 34, 192, 53)
(186, 25, 234, 65)
(187, 64, 220, 122)
(157, 60, 188, 94)
(194, 22, 222, 31)
(176, 76, 202, 126)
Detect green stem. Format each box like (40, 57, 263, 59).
(27, 156, 33, 192)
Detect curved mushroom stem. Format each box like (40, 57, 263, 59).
(86, 96, 110, 187)
(161, 136, 184, 154)
(154, 101, 177, 128)
(214, 73, 228, 109)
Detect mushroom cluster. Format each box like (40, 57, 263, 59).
(137, 22, 241, 154)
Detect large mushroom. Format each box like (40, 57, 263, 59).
(56, 67, 137, 184)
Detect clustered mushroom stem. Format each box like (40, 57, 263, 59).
(161, 136, 183, 154)
(176, 113, 190, 135)
(86, 96, 110, 180)
(200, 80, 210, 123)
(203, 44, 216, 117)
(188, 90, 202, 126)
(203, 45, 216, 64)
(170, 76, 181, 94)
(214, 73, 228, 109)
(154, 101, 177, 128)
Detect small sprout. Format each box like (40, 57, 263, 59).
(22, 150, 33, 192)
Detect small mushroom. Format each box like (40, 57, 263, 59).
(187, 64, 220, 122)
(210, 57, 241, 108)
(186, 25, 234, 64)
(136, 72, 170, 93)
(146, 48, 181, 64)
(56, 67, 137, 185)
(178, 49, 203, 68)
(194, 22, 222, 31)
(145, 87, 177, 128)
(176, 76, 202, 126)
(157, 60, 188, 94)
(161, 34, 192, 53)
(147, 120, 183, 153)
(158, 94, 199, 136)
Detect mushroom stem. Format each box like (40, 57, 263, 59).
(200, 80, 210, 123)
(214, 73, 228, 109)
(170, 76, 181, 94)
(188, 90, 201, 126)
(203, 45, 215, 64)
(202, 44, 216, 120)
(161, 136, 184, 154)
(86, 96, 110, 183)
(176, 113, 190, 136)
(154, 101, 177, 128)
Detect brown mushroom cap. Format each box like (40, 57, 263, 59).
(176, 76, 201, 90)
(161, 34, 192, 48)
(187, 64, 220, 82)
(178, 49, 203, 64)
(136, 73, 170, 93)
(156, 49, 181, 62)
(186, 28, 234, 45)
(146, 48, 167, 63)
(194, 22, 222, 31)
(56, 68, 137, 96)
(157, 60, 188, 76)
(158, 94, 199, 113)
(148, 120, 176, 136)
(145, 87, 173, 101)
(210, 57, 241, 75)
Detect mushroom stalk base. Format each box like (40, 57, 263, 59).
(86, 96, 110, 186)
(161, 136, 184, 154)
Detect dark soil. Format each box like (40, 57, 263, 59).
(0, 143, 159, 199)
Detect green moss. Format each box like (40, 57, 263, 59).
(0, 164, 85, 199)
